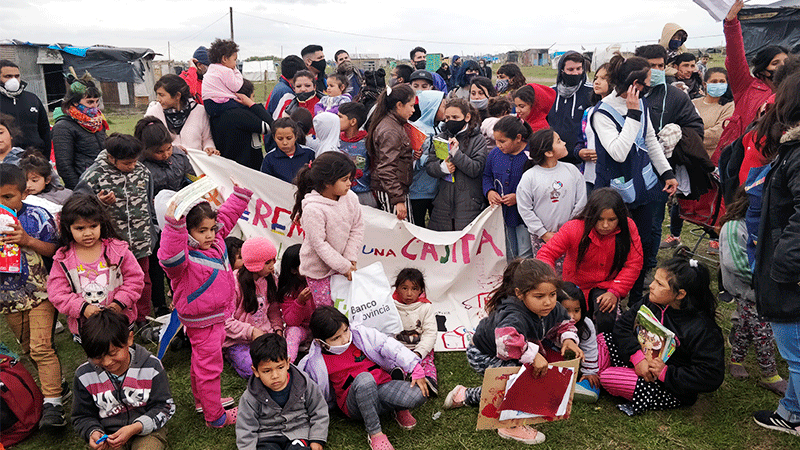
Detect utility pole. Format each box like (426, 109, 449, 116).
(230, 7, 234, 41)
(167, 41, 171, 73)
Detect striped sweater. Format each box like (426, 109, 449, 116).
(72, 344, 175, 442)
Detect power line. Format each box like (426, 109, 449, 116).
(173, 13, 229, 45)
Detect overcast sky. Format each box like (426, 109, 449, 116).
(0, 0, 779, 62)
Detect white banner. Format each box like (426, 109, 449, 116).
(185, 149, 507, 351)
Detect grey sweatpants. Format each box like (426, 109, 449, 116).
(345, 372, 427, 434)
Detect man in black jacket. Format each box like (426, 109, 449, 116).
(546, 51, 593, 166)
(0, 60, 51, 158)
(210, 79, 272, 171)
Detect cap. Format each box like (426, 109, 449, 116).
(409, 70, 434, 84)
(241, 236, 278, 272)
(193, 46, 210, 67)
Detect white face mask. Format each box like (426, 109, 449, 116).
(322, 334, 352, 355)
(4, 78, 20, 92)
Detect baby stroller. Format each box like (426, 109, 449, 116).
(675, 172, 724, 268)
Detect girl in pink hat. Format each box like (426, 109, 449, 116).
(224, 236, 282, 378)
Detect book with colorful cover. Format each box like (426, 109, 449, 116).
(432, 137, 455, 183)
(403, 123, 427, 152)
(635, 305, 677, 363)
(0, 204, 21, 273)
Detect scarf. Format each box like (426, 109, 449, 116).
(66, 105, 108, 134)
(556, 76, 584, 99)
(164, 101, 196, 134)
(0, 80, 25, 98)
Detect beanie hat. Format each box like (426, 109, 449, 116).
(193, 46, 211, 67)
(241, 236, 277, 272)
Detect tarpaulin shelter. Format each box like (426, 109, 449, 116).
(0, 40, 158, 109)
(740, 0, 800, 59)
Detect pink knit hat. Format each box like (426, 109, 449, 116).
(241, 236, 277, 272)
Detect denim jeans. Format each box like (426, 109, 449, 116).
(770, 321, 800, 422)
(505, 223, 532, 261)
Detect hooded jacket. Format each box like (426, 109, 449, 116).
(158, 186, 253, 328)
(660, 23, 688, 77)
(141, 146, 195, 195)
(0, 85, 51, 157)
(547, 51, 594, 165)
(236, 365, 329, 450)
(52, 110, 107, 190)
(48, 238, 144, 335)
(522, 83, 557, 131)
(75, 150, 157, 259)
(298, 190, 364, 280)
(425, 126, 488, 231)
(297, 324, 421, 406)
(310, 112, 340, 155)
(613, 299, 725, 406)
(72, 344, 175, 442)
(224, 271, 283, 348)
(369, 111, 413, 205)
(754, 125, 800, 322)
(410, 90, 444, 200)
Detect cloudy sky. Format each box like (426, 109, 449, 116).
(0, 0, 780, 62)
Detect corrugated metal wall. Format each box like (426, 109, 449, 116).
(0, 45, 48, 107)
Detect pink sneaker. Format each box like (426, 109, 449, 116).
(394, 409, 417, 430)
(367, 433, 395, 450)
(206, 407, 237, 428)
(196, 397, 235, 413)
(443, 385, 466, 409)
(498, 425, 546, 445)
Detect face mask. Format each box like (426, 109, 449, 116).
(337, 61, 354, 74)
(444, 119, 466, 135)
(470, 98, 488, 110)
(77, 103, 99, 116)
(322, 335, 351, 355)
(495, 79, 509, 92)
(310, 59, 327, 74)
(3, 78, 20, 92)
(562, 73, 583, 87)
(415, 60, 427, 70)
(669, 39, 683, 51)
(296, 91, 315, 102)
(389, 77, 398, 87)
(706, 82, 728, 98)
(650, 69, 666, 86)
(464, 73, 475, 85)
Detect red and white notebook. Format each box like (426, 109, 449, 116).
(498, 363, 574, 419)
(0, 204, 21, 273)
(403, 122, 428, 152)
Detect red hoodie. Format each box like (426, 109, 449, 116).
(521, 83, 557, 131)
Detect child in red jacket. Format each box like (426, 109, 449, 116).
(537, 188, 643, 334)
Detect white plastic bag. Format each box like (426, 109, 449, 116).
(330, 262, 403, 336)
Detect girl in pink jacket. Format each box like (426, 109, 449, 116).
(291, 152, 364, 308)
(158, 183, 252, 428)
(277, 243, 316, 362)
(48, 194, 145, 337)
(224, 236, 282, 378)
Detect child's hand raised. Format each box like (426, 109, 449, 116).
(230, 177, 241, 189)
(727, 0, 744, 22)
(165, 201, 178, 220)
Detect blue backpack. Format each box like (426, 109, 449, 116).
(591, 100, 661, 207)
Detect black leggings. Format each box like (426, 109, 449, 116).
(587, 287, 619, 335)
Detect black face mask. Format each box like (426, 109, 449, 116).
(562, 73, 583, 87)
(444, 119, 466, 136)
(415, 60, 427, 70)
(296, 91, 315, 102)
(310, 59, 327, 74)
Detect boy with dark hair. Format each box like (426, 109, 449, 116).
(338, 102, 374, 207)
(670, 53, 704, 99)
(391, 64, 414, 86)
(236, 333, 329, 450)
(75, 133, 157, 327)
(267, 55, 306, 117)
(0, 60, 51, 157)
(334, 50, 364, 98)
(73, 309, 174, 450)
(301, 44, 327, 94)
(0, 163, 65, 427)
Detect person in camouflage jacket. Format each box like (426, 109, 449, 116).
(75, 134, 157, 322)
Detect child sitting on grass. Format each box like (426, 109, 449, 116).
(236, 333, 329, 450)
(72, 309, 174, 450)
(392, 268, 438, 396)
(298, 306, 428, 450)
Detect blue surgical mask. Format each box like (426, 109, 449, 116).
(650, 69, 666, 86)
(706, 82, 728, 98)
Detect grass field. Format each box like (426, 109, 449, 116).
(10, 63, 796, 449)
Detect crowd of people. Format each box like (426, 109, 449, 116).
(1, 0, 800, 448)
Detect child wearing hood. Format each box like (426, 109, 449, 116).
(409, 90, 446, 226)
(309, 112, 341, 156)
(513, 84, 557, 131)
(660, 23, 688, 76)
